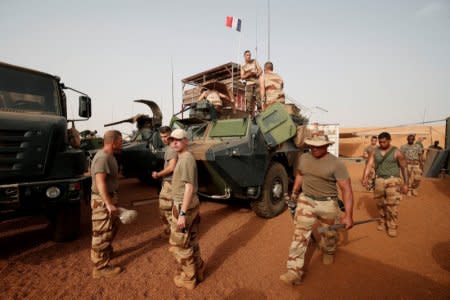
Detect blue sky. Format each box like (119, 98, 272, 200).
(1, 0, 449, 135)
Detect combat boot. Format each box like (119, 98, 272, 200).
(387, 228, 397, 238)
(174, 274, 197, 290)
(412, 189, 418, 197)
(377, 220, 385, 231)
(92, 265, 121, 279)
(322, 253, 334, 265)
(279, 271, 302, 285)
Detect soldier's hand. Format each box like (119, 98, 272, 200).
(177, 216, 186, 231)
(106, 203, 119, 216)
(340, 214, 353, 230)
(152, 171, 158, 179)
(362, 177, 368, 188)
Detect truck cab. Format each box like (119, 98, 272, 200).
(0, 62, 92, 241)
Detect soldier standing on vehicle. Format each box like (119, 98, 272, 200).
(240, 50, 262, 115)
(90, 130, 123, 278)
(280, 133, 354, 285)
(363, 132, 408, 237)
(168, 129, 204, 290)
(152, 126, 178, 239)
(259, 61, 285, 109)
(400, 134, 424, 196)
(362, 136, 378, 191)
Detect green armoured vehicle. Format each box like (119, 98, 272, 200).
(176, 63, 308, 218)
(0, 61, 92, 241)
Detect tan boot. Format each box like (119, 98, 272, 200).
(387, 228, 397, 238)
(412, 189, 418, 197)
(377, 222, 385, 231)
(174, 274, 196, 290)
(279, 271, 302, 285)
(322, 253, 334, 265)
(92, 265, 121, 279)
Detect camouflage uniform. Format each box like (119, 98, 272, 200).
(159, 146, 177, 237)
(90, 150, 120, 270)
(169, 151, 204, 286)
(374, 146, 402, 236)
(241, 59, 261, 113)
(91, 193, 120, 269)
(262, 72, 285, 106)
(285, 152, 348, 281)
(287, 194, 341, 278)
(400, 143, 423, 196)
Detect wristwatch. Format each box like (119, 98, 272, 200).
(179, 210, 187, 217)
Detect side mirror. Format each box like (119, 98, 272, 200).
(79, 96, 92, 118)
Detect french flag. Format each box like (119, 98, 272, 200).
(226, 16, 242, 32)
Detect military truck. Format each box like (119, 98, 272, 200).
(104, 100, 164, 184)
(176, 63, 308, 218)
(0, 61, 92, 241)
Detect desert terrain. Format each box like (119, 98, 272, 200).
(1, 160, 449, 299)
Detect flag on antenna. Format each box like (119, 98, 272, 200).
(226, 16, 242, 32)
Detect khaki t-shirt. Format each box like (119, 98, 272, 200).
(241, 59, 261, 84)
(91, 150, 119, 194)
(163, 146, 178, 182)
(171, 151, 199, 208)
(363, 144, 376, 160)
(298, 152, 349, 197)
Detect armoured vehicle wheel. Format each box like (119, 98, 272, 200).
(48, 202, 81, 242)
(251, 162, 288, 218)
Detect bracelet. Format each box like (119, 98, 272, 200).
(179, 210, 187, 217)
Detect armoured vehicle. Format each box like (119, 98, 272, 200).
(104, 100, 164, 184)
(176, 63, 308, 218)
(0, 61, 92, 241)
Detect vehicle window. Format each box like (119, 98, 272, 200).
(0, 65, 61, 114)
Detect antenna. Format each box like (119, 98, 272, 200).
(255, 3, 258, 59)
(171, 57, 174, 115)
(267, 0, 270, 61)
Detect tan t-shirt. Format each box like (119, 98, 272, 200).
(163, 146, 178, 182)
(91, 150, 119, 194)
(241, 59, 261, 84)
(171, 151, 199, 208)
(298, 152, 349, 197)
(363, 144, 376, 160)
(263, 72, 285, 104)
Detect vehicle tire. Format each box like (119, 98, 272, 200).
(251, 162, 288, 218)
(48, 202, 81, 242)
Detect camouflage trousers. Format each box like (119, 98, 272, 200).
(406, 163, 422, 195)
(169, 205, 204, 282)
(374, 177, 402, 230)
(286, 194, 340, 278)
(159, 181, 173, 236)
(245, 83, 261, 114)
(91, 194, 120, 270)
(366, 165, 376, 191)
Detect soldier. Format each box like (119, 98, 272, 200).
(198, 88, 230, 113)
(280, 133, 354, 285)
(363, 132, 408, 238)
(400, 134, 424, 196)
(362, 136, 378, 191)
(240, 50, 262, 115)
(168, 129, 204, 290)
(90, 130, 123, 278)
(152, 126, 178, 239)
(428, 140, 443, 150)
(259, 61, 285, 109)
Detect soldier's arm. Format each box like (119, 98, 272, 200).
(362, 151, 375, 184)
(419, 151, 424, 169)
(95, 173, 118, 214)
(177, 182, 194, 230)
(337, 178, 354, 229)
(259, 75, 266, 100)
(396, 150, 409, 192)
(155, 158, 177, 178)
(291, 170, 303, 198)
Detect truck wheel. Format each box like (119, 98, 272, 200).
(48, 202, 81, 242)
(251, 162, 288, 218)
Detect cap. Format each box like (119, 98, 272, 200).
(170, 128, 188, 140)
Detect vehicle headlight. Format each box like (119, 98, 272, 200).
(46, 186, 61, 199)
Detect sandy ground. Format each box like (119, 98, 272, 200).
(1, 161, 449, 299)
